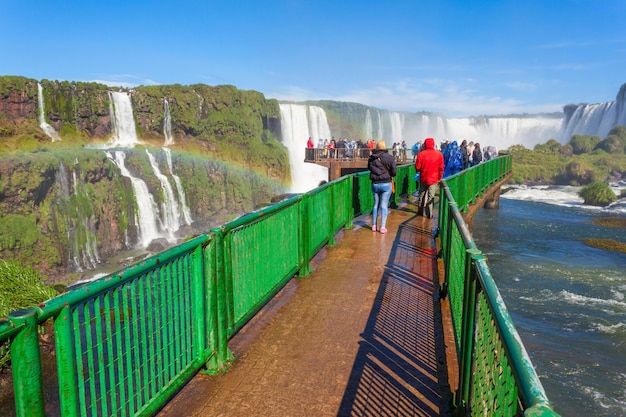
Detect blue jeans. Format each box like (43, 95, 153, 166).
(372, 182, 392, 228)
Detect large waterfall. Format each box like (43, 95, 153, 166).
(279, 103, 330, 192)
(37, 83, 61, 142)
(108, 91, 140, 147)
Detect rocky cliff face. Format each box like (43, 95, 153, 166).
(0, 76, 290, 284)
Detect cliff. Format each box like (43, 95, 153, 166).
(0, 76, 291, 283)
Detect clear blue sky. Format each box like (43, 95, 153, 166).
(2, 0, 625, 117)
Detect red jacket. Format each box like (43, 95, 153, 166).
(415, 138, 444, 186)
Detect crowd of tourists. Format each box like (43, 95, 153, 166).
(366, 137, 499, 231)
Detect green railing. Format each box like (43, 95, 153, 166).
(438, 156, 560, 416)
(0, 165, 413, 417)
(1, 159, 555, 416)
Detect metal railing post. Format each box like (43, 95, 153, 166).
(8, 308, 45, 417)
(455, 249, 482, 415)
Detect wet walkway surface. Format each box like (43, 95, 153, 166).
(158, 199, 452, 417)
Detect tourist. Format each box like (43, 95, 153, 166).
(368, 140, 397, 234)
(471, 142, 482, 166)
(415, 137, 444, 218)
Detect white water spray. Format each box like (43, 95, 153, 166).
(37, 83, 61, 142)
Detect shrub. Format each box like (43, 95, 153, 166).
(578, 181, 617, 207)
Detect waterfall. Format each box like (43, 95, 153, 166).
(279, 104, 330, 192)
(56, 161, 100, 271)
(108, 151, 160, 247)
(108, 91, 139, 147)
(164, 98, 174, 146)
(365, 109, 373, 140)
(37, 83, 61, 142)
(387, 112, 404, 144)
(145, 149, 180, 238)
(163, 147, 192, 225)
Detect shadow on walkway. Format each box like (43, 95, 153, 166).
(337, 215, 451, 416)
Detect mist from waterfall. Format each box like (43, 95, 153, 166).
(279, 103, 329, 192)
(164, 98, 174, 146)
(37, 83, 61, 142)
(108, 91, 140, 147)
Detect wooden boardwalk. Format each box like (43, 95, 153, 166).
(158, 199, 453, 416)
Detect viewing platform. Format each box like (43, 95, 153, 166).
(304, 147, 409, 181)
(157, 198, 451, 416)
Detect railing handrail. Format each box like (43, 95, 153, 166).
(0, 157, 559, 417)
(439, 156, 561, 416)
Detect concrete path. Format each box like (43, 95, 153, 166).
(157, 199, 452, 417)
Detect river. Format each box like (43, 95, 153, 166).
(471, 184, 626, 416)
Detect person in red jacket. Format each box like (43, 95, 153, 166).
(414, 137, 444, 218)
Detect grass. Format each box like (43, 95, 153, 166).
(0, 260, 58, 370)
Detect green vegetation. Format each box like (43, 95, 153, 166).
(592, 217, 626, 228)
(581, 238, 626, 254)
(0, 259, 58, 369)
(578, 182, 618, 206)
(508, 125, 626, 186)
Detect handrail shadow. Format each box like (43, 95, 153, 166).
(337, 214, 451, 416)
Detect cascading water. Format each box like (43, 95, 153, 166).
(163, 147, 193, 225)
(56, 161, 100, 271)
(145, 149, 181, 238)
(107, 151, 160, 247)
(279, 103, 330, 192)
(108, 91, 140, 147)
(37, 83, 61, 142)
(164, 98, 174, 146)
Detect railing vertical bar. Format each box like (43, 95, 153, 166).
(55, 305, 79, 417)
(103, 291, 118, 415)
(8, 309, 45, 417)
(120, 282, 134, 415)
(129, 277, 144, 411)
(136, 274, 151, 410)
(72, 306, 88, 416)
(92, 296, 107, 416)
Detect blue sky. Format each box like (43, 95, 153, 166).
(2, 0, 625, 117)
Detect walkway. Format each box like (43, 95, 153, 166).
(157, 199, 452, 417)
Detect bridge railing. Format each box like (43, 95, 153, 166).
(438, 156, 560, 416)
(0, 163, 413, 417)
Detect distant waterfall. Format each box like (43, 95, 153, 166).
(37, 83, 61, 142)
(145, 149, 180, 238)
(163, 147, 192, 225)
(56, 161, 100, 271)
(279, 103, 330, 192)
(108, 91, 139, 147)
(164, 98, 174, 146)
(560, 102, 618, 141)
(108, 151, 160, 247)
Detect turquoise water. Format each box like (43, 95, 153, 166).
(472, 189, 626, 416)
